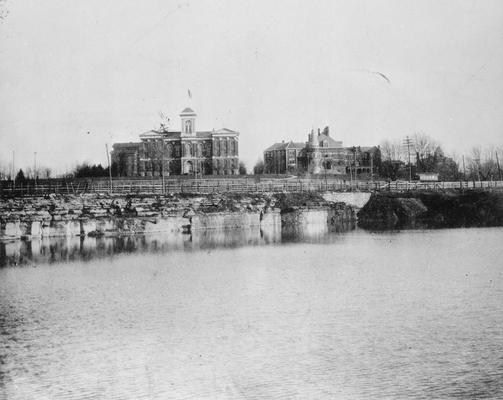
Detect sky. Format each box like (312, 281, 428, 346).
(1, 0, 503, 174)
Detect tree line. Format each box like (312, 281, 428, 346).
(251, 132, 502, 181)
(1, 161, 248, 181)
(379, 132, 502, 181)
(2, 133, 501, 181)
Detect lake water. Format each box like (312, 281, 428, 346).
(1, 227, 502, 399)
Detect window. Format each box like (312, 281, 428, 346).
(185, 120, 192, 134)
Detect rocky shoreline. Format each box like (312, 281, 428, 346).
(0, 192, 357, 241)
(358, 190, 503, 229)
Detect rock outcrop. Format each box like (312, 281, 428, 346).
(1, 192, 356, 240)
(358, 190, 503, 229)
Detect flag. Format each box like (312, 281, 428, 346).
(188, 89, 192, 99)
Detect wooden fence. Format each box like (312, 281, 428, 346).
(1, 177, 503, 197)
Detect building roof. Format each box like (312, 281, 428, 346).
(139, 129, 237, 140)
(212, 128, 239, 135)
(195, 131, 213, 138)
(112, 142, 142, 149)
(264, 141, 306, 152)
(139, 130, 181, 139)
(180, 107, 196, 115)
(345, 145, 380, 153)
(287, 141, 306, 149)
(317, 133, 343, 148)
(359, 146, 379, 152)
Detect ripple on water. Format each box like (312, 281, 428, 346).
(1, 228, 503, 399)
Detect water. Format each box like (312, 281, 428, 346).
(1, 227, 502, 399)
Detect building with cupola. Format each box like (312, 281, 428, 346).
(263, 127, 380, 176)
(112, 107, 240, 176)
(264, 127, 347, 175)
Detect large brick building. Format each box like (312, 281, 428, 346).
(264, 128, 346, 175)
(263, 128, 380, 176)
(112, 108, 239, 176)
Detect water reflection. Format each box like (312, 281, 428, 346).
(0, 221, 356, 267)
(2, 227, 502, 399)
(282, 220, 355, 242)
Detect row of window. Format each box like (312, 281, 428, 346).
(213, 158, 239, 170)
(144, 139, 238, 158)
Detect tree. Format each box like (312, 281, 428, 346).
(466, 145, 502, 181)
(238, 161, 247, 175)
(378, 140, 405, 179)
(73, 163, 108, 178)
(15, 169, 26, 182)
(380, 139, 404, 162)
(412, 132, 439, 172)
(436, 156, 461, 181)
(0, 160, 10, 180)
(158, 111, 171, 132)
(40, 167, 52, 179)
(25, 167, 34, 179)
(253, 159, 264, 175)
(380, 160, 403, 180)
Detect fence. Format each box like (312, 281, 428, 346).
(1, 177, 503, 197)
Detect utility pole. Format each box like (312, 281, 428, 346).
(403, 136, 413, 182)
(347, 150, 352, 188)
(354, 147, 357, 180)
(161, 141, 165, 195)
(324, 155, 328, 189)
(105, 144, 113, 195)
(370, 152, 374, 183)
(12, 150, 15, 182)
(462, 155, 466, 181)
(33, 152, 37, 179)
(474, 157, 481, 182)
(34, 151, 37, 191)
(496, 151, 502, 181)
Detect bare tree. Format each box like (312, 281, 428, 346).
(496, 145, 503, 180)
(253, 159, 264, 175)
(412, 132, 439, 164)
(158, 112, 171, 132)
(479, 146, 499, 180)
(0, 159, 11, 179)
(147, 139, 167, 191)
(380, 139, 404, 161)
(37, 166, 52, 179)
(465, 146, 501, 181)
(25, 167, 34, 179)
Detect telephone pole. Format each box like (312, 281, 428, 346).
(105, 144, 113, 194)
(33, 152, 37, 180)
(496, 151, 502, 181)
(462, 155, 466, 180)
(474, 157, 481, 182)
(370, 151, 376, 184)
(403, 136, 413, 181)
(12, 151, 15, 182)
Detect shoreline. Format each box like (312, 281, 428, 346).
(3, 188, 502, 241)
(0, 192, 359, 241)
(358, 190, 503, 229)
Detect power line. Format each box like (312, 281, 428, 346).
(403, 136, 413, 181)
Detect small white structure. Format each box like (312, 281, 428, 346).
(418, 172, 439, 182)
